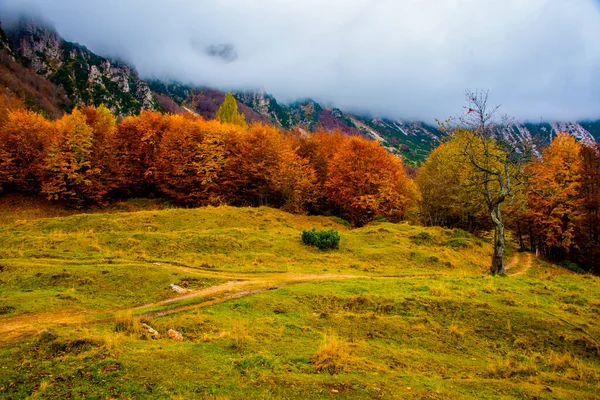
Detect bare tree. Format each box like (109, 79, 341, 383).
(452, 90, 533, 274)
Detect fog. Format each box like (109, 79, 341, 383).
(2, 0, 600, 121)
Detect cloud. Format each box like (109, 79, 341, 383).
(1, 0, 600, 121)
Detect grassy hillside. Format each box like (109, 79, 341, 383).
(0, 204, 599, 399)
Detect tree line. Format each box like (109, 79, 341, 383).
(417, 118, 600, 272)
(0, 89, 597, 272)
(0, 91, 413, 227)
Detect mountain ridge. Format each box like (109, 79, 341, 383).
(0, 15, 599, 164)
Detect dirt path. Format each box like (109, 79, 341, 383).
(0, 271, 366, 346)
(507, 252, 534, 276)
(0, 258, 475, 347)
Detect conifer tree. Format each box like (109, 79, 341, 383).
(216, 93, 247, 128)
(42, 108, 105, 207)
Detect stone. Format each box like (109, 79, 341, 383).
(141, 323, 160, 338)
(168, 329, 184, 341)
(169, 284, 188, 294)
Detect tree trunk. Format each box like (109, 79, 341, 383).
(516, 221, 525, 251)
(490, 204, 505, 274)
(529, 221, 535, 254)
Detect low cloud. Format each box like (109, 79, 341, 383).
(1, 0, 600, 121)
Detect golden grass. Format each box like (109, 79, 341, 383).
(311, 331, 353, 375)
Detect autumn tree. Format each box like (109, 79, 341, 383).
(80, 105, 118, 194)
(447, 91, 532, 274)
(527, 133, 584, 259)
(0, 109, 52, 193)
(0, 87, 26, 127)
(216, 93, 247, 128)
(154, 115, 233, 206)
(270, 138, 317, 214)
(42, 108, 106, 207)
(221, 123, 291, 207)
(325, 136, 414, 226)
(416, 137, 489, 232)
(577, 143, 600, 269)
(296, 130, 346, 214)
(113, 110, 170, 196)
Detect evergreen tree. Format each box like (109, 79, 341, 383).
(216, 93, 247, 128)
(42, 108, 105, 207)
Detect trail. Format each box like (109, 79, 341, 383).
(0, 258, 474, 346)
(506, 252, 534, 276)
(0, 268, 370, 346)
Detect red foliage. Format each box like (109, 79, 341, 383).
(0, 108, 52, 193)
(155, 115, 236, 206)
(112, 110, 170, 196)
(325, 136, 414, 226)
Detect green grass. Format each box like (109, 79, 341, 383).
(0, 200, 599, 399)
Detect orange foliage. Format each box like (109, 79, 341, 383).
(0, 102, 418, 224)
(577, 143, 600, 267)
(113, 110, 170, 196)
(271, 139, 317, 214)
(325, 136, 414, 226)
(222, 123, 287, 206)
(42, 108, 108, 207)
(0, 108, 52, 193)
(80, 105, 118, 192)
(527, 133, 583, 252)
(155, 115, 234, 206)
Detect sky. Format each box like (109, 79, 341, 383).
(1, 0, 600, 122)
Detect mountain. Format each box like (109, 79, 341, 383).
(150, 82, 600, 165)
(0, 21, 72, 118)
(147, 85, 444, 164)
(3, 17, 157, 116)
(0, 15, 598, 164)
(231, 91, 600, 163)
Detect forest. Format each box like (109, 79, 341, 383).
(0, 90, 598, 273)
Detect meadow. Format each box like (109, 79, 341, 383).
(0, 197, 599, 399)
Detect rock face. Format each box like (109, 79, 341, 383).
(0, 21, 72, 118)
(5, 16, 158, 116)
(0, 22, 13, 55)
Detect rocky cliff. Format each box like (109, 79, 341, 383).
(5, 17, 157, 116)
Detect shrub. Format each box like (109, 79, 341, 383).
(302, 228, 340, 250)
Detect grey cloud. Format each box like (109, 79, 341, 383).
(1, 0, 600, 122)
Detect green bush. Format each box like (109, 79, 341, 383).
(302, 228, 340, 250)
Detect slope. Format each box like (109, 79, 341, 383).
(0, 205, 599, 399)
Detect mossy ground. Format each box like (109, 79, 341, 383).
(0, 197, 599, 399)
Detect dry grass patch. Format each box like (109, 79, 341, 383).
(231, 322, 252, 351)
(312, 331, 353, 375)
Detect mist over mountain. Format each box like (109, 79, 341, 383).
(1, 0, 600, 122)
